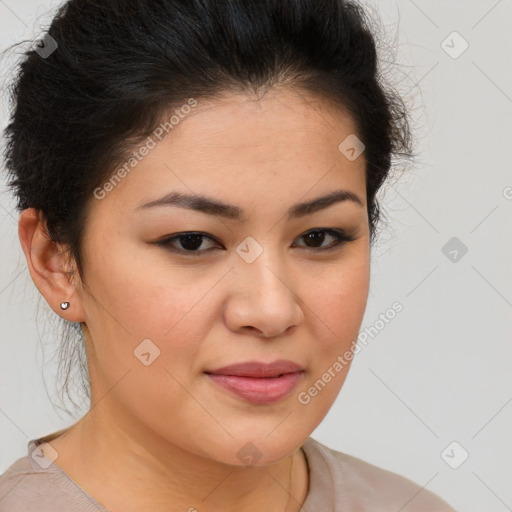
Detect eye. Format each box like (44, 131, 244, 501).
(156, 232, 221, 254)
(155, 228, 356, 256)
(292, 228, 357, 251)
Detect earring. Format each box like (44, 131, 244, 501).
(60, 301, 70, 310)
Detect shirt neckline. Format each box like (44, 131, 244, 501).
(26, 435, 334, 511)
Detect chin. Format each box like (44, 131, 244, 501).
(202, 430, 309, 468)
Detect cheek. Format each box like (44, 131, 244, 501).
(302, 252, 370, 349)
(81, 242, 212, 439)
(81, 235, 217, 405)
(294, 250, 369, 411)
(328, 269, 369, 340)
(84, 231, 211, 338)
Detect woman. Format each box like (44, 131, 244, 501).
(0, 0, 457, 510)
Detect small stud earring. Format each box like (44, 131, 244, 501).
(60, 301, 70, 310)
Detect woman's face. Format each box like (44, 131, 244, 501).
(77, 88, 370, 466)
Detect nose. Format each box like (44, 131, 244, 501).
(224, 249, 305, 338)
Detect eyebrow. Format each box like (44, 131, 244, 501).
(136, 189, 364, 220)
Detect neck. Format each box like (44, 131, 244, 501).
(48, 402, 309, 512)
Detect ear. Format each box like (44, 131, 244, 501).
(18, 208, 86, 323)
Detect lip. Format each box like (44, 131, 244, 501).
(205, 360, 304, 404)
(206, 360, 303, 378)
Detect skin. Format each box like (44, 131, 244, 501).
(18, 87, 370, 512)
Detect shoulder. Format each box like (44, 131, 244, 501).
(302, 437, 457, 512)
(0, 455, 55, 511)
(0, 453, 102, 512)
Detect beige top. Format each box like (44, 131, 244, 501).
(0, 434, 457, 511)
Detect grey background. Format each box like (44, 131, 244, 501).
(0, 1, 511, 511)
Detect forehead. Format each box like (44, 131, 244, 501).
(163, 88, 361, 160)
(92, 88, 367, 218)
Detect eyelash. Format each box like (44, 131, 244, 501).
(155, 228, 357, 256)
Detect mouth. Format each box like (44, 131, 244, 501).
(204, 360, 305, 404)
